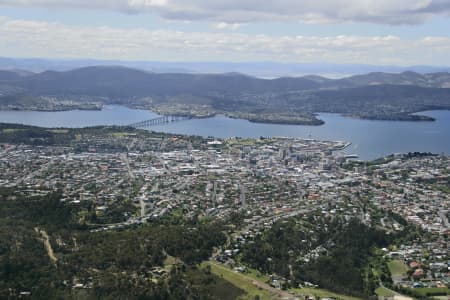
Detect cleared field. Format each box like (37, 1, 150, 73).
(244, 267, 271, 283)
(291, 287, 363, 300)
(388, 260, 409, 276)
(202, 261, 362, 300)
(2, 128, 26, 133)
(187, 266, 245, 300)
(47, 129, 69, 133)
(201, 262, 281, 300)
(413, 287, 450, 296)
(375, 286, 397, 297)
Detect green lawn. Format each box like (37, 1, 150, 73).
(201, 262, 277, 300)
(291, 287, 363, 300)
(375, 286, 397, 297)
(388, 260, 409, 276)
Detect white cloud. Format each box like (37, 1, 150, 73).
(214, 22, 241, 30)
(0, 16, 449, 65)
(0, 0, 450, 25)
(128, 0, 167, 8)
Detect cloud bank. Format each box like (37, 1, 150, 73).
(1, 0, 450, 25)
(1, 16, 449, 65)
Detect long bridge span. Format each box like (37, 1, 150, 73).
(128, 115, 191, 128)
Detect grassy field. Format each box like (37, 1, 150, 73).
(2, 128, 26, 133)
(187, 266, 245, 300)
(388, 260, 409, 276)
(375, 286, 398, 297)
(201, 262, 278, 300)
(201, 261, 362, 300)
(47, 129, 69, 134)
(244, 267, 271, 283)
(291, 287, 363, 300)
(412, 287, 450, 296)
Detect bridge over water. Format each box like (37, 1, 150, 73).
(128, 115, 191, 128)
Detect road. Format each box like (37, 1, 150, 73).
(121, 153, 135, 179)
(137, 183, 150, 217)
(438, 210, 449, 229)
(122, 153, 147, 217)
(35, 227, 57, 267)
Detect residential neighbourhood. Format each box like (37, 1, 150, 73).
(0, 128, 448, 298)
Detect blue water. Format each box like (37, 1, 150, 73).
(0, 106, 159, 127)
(0, 105, 449, 160)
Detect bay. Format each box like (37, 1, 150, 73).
(0, 105, 449, 160)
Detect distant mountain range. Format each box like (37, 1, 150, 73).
(2, 57, 450, 78)
(1, 65, 450, 125)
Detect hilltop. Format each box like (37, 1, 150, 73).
(1, 66, 450, 124)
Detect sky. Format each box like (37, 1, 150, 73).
(1, 0, 450, 65)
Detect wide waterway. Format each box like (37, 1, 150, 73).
(0, 105, 449, 160)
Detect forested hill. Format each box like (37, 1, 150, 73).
(5, 66, 450, 94)
(1, 66, 450, 124)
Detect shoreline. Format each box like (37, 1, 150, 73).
(2, 105, 450, 125)
(2, 122, 447, 161)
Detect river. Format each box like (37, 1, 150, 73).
(0, 105, 449, 160)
